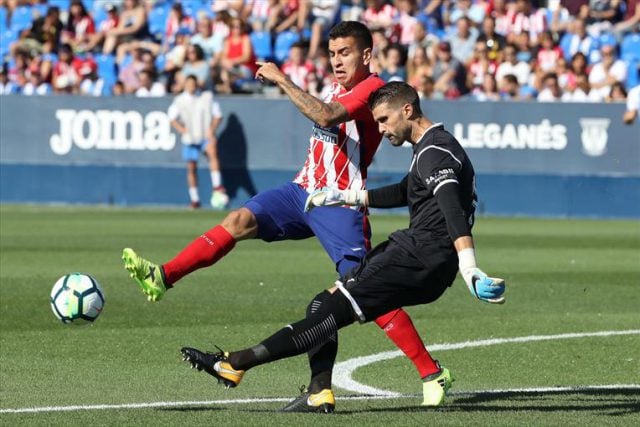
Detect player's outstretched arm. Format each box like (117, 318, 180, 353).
(255, 61, 348, 127)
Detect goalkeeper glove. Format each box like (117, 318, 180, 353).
(458, 248, 505, 304)
(304, 188, 366, 212)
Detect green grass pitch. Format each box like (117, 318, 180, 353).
(1, 204, 639, 426)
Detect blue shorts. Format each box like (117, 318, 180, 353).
(182, 141, 209, 162)
(244, 182, 371, 276)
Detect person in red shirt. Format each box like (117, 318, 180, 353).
(52, 43, 83, 93)
(123, 21, 443, 413)
(61, 0, 95, 53)
(218, 17, 257, 93)
(281, 41, 316, 92)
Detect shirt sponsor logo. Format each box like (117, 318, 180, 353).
(579, 118, 610, 157)
(50, 109, 176, 155)
(311, 123, 339, 145)
(425, 168, 455, 185)
(453, 120, 567, 150)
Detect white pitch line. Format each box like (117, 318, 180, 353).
(333, 329, 640, 396)
(1, 385, 639, 414)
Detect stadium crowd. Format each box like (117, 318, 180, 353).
(0, 0, 638, 103)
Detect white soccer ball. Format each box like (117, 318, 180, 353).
(210, 190, 229, 210)
(50, 273, 105, 325)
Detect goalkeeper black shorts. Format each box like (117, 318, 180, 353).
(338, 238, 458, 322)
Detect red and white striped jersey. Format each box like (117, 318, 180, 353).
(293, 74, 385, 192)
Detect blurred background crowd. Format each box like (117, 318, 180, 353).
(0, 0, 638, 102)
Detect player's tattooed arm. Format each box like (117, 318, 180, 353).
(278, 77, 349, 127)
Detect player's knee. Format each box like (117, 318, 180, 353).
(306, 290, 355, 329)
(306, 290, 332, 317)
(221, 208, 257, 240)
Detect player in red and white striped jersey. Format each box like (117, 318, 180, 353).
(123, 21, 441, 412)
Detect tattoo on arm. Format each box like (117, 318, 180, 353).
(279, 77, 348, 127)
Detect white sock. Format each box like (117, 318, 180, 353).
(188, 187, 199, 203)
(210, 171, 222, 190)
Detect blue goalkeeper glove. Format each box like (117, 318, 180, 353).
(304, 188, 366, 212)
(461, 267, 506, 304)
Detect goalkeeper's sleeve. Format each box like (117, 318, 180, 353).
(367, 175, 409, 208)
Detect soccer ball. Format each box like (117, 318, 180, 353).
(210, 190, 229, 210)
(50, 273, 105, 325)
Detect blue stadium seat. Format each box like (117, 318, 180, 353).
(10, 6, 33, 33)
(95, 53, 117, 86)
(0, 29, 17, 58)
(599, 32, 617, 48)
(92, 7, 107, 28)
(49, 0, 71, 11)
(154, 53, 166, 71)
(274, 30, 300, 64)
(625, 58, 639, 89)
(621, 33, 640, 62)
(0, 7, 8, 33)
(250, 31, 272, 61)
(148, 5, 169, 41)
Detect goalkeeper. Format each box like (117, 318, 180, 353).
(181, 81, 505, 407)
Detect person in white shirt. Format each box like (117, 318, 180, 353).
(135, 70, 166, 97)
(168, 74, 227, 209)
(495, 44, 532, 86)
(624, 85, 640, 124)
(537, 72, 563, 102)
(588, 44, 627, 101)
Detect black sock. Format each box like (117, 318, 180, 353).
(307, 291, 337, 393)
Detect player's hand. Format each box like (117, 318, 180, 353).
(304, 188, 346, 212)
(255, 61, 285, 84)
(460, 267, 506, 304)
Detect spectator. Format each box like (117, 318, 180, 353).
(613, 0, 640, 36)
(218, 18, 257, 93)
(407, 45, 432, 87)
(537, 72, 563, 101)
(61, 0, 95, 53)
(379, 44, 407, 82)
(396, 0, 420, 47)
(102, 0, 148, 55)
(21, 71, 52, 95)
(477, 15, 507, 62)
(118, 47, 147, 93)
(80, 65, 105, 96)
(588, 43, 627, 101)
(491, 0, 514, 37)
(168, 74, 227, 209)
(406, 20, 439, 63)
(509, 0, 548, 45)
(466, 40, 498, 91)
(606, 81, 627, 102)
(135, 69, 166, 97)
(191, 16, 224, 63)
(112, 80, 126, 96)
(268, 0, 301, 33)
(298, 0, 340, 59)
(84, 3, 120, 53)
(561, 72, 596, 101)
(446, 0, 486, 26)
(281, 42, 316, 92)
(560, 18, 600, 64)
(432, 40, 467, 98)
(308, 45, 332, 99)
(52, 44, 82, 93)
(623, 84, 640, 124)
(471, 73, 501, 101)
(177, 43, 212, 91)
(499, 73, 525, 100)
(13, 6, 63, 55)
(587, 0, 625, 36)
(164, 2, 195, 49)
(495, 44, 532, 87)
(415, 74, 436, 99)
(535, 31, 563, 74)
(361, 0, 399, 43)
(448, 16, 479, 65)
(0, 67, 19, 95)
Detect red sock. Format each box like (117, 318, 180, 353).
(375, 309, 439, 378)
(162, 225, 236, 286)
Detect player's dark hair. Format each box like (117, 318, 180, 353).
(328, 21, 373, 50)
(368, 82, 422, 116)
